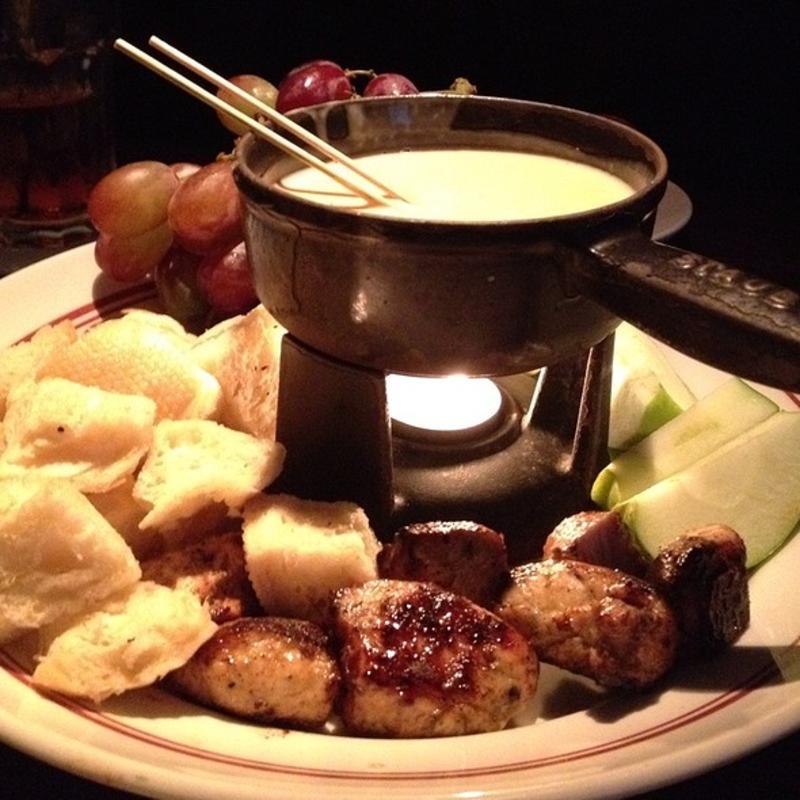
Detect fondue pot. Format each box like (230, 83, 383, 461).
(236, 94, 800, 389)
(234, 95, 799, 554)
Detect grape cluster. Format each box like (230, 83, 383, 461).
(89, 59, 449, 328)
(89, 156, 256, 329)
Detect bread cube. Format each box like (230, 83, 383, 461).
(133, 419, 285, 533)
(32, 581, 217, 703)
(0, 475, 140, 643)
(242, 494, 381, 624)
(191, 306, 284, 440)
(0, 378, 156, 493)
(38, 317, 221, 421)
(0, 320, 77, 418)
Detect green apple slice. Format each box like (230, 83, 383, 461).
(593, 378, 778, 508)
(609, 322, 695, 451)
(617, 411, 800, 569)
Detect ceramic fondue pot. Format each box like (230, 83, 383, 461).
(235, 94, 800, 389)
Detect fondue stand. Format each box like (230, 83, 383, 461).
(236, 95, 800, 564)
(275, 327, 612, 565)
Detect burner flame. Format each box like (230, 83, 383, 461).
(386, 374, 503, 432)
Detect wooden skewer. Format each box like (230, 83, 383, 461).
(113, 38, 392, 207)
(148, 36, 406, 202)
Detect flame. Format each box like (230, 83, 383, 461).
(386, 374, 502, 432)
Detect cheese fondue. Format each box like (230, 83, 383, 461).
(276, 149, 635, 222)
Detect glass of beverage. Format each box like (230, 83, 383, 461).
(0, 0, 116, 249)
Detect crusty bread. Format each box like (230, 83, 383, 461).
(242, 494, 381, 624)
(0, 320, 77, 418)
(190, 306, 284, 440)
(37, 317, 221, 421)
(132, 419, 285, 533)
(0, 377, 156, 493)
(32, 581, 217, 703)
(119, 309, 197, 352)
(0, 475, 141, 644)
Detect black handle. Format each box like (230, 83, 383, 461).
(581, 232, 800, 391)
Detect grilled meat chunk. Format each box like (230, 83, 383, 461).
(141, 530, 260, 623)
(167, 616, 340, 728)
(330, 579, 538, 737)
(496, 559, 678, 689)
(543, 510, 648, 577)
(646, 524, 749, 658)
(378, 520, 509, 607)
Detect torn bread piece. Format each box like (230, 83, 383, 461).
(0, 378, 156, 493)
(32, 581, 217, 703)
(243, 494, 381, 624)
(0, 320, 77, 417)
(119, 309, 198, 352)
(0, 475, 141, 644)
(133, 419, 285, 534)
(37, 317, 221, 421)
(191, 306, 284, 440)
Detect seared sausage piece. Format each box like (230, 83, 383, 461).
(167, 617, 340, 728)
(378, 520, 509, 607)
(330, 579, 538, 737)
(496, 559, 678, 689)
(543, 511, 648, 578)
(646, 524, 749, 658)
(141, 530, 261, 623)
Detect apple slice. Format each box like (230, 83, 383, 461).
(617, 411, 800, 569)
(609, 322, 695, 451)
(593, 378, 778, 508)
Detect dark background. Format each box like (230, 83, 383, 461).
(4, 1, 800, 798)
(112, 0, 798, 287)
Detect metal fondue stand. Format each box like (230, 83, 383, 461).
(275, 328, 612, 565)
(236, 95, 800, 564)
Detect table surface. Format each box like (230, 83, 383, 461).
(2, 217, 798, 799)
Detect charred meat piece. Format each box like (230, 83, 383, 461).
(330, 579, 538, 737)
(141, 530, 261, 623)
(646, 524, 749, 658)
(167, 616, 340, 728)
(496, 559, 678, 689)
(378, 520, 509, 607)
(543, 510, 648, 577)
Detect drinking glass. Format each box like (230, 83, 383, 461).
(0, 0, 116, 250)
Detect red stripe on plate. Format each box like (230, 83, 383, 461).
(0, 643, 790, 782)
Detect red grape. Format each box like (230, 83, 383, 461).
(276, 60, 353, 113)
(94, 223, 173, 282)
(363, 73, 419, 97)
(154, 246, 210, 331)
(88, 161, 179, 237)
(197, 241, 259, 315)
(216, 74, 278, 135)
(167, 160, 243, 255)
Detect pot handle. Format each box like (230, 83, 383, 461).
(581, 232, 800, 391)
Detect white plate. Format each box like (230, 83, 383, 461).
(1, 244, 798, 800)
(652, 181, 693, 240)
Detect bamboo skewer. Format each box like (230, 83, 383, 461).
(113, 38, 396, 207)
(148, 36, 406, 202)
